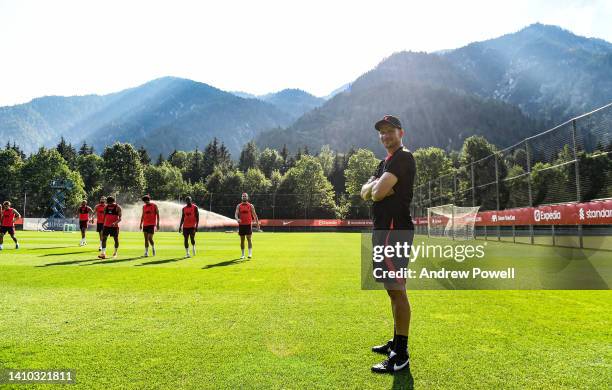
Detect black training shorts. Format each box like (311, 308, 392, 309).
(238, 224, 252, 236)
(142, 225, 155, 234)
(182, 227, 196, 236)
(0, 226, 15, 235)
(102, 226, 119, 238)
(96, 223, 104, 233)
(371, 229, 414, 287)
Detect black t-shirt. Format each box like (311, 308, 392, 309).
(371, 146, 416, 230)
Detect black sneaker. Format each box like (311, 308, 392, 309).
(371, 350, 409, 374)
(371, 339, 393, 355)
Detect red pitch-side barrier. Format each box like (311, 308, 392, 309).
(476, 199, 612, 226)
(259, 199, 612, 227)
(11, 199, 611, 228)
(260, 219, 373, 227)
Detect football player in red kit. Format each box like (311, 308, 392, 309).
(94, 196, 106, 251)
(139, 195, 160, 257)
(178, 196, 199, 258)
(234, 193, 260, 259)
(76, 200, 94, 246)
(98, 196, 122, 259)
(0, 201, 21, 250)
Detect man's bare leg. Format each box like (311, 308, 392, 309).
(246, 235, 253, 258)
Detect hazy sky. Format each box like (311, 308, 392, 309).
(1, 0, 611, 106)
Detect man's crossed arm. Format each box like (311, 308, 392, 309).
(361, 172, 397, 202)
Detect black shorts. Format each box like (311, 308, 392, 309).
(102, 226, 119, 238)
(372, 229, 414, 287)
(96, 223, 104, 233)
(143, 225, 155, 234)
(182, 227, 196, 236)
(0, 226, 15, 235)
(238, 224, 252, 236)
(79, 220, 88, 230)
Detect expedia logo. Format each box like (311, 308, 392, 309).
(534, 209, 561, 222)
(317, 220, 339, 226)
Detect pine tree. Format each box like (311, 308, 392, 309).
(294, 147, 303, 163)
(218, 142, 233, 169)
(329, 153, 346, 194)
(203, 138, 219, 178)
(280, 144, 288, 162)
(239, 141, 259, 172)
(137, 146, 151, 165)
(156, 153, 165, 166)
(279, 144, 289, 173)
(186, 148, 205, 183)
(56, 137, 77, 168)
(79, 142, 93, 156)
(9, 142, 26, 159)
(168, 149, 178, 162)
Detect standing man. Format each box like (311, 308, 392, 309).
(94, 196, 107, 251)
(178, 196, 199, 258)
(0, 201, 21, 250)
(76, 200, 94, 246)
(98, 196, 122, 259)
(235, 192, 260, 259)
(361, 115, 416, 374)
(139, 195, 160, 257)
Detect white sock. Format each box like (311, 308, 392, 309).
(192, 245, 196, 255)
(101, 248, 106, 255)
(186, 248, 190, 255)
(241, 249, 245, 256)
(248, 248, 252, 256)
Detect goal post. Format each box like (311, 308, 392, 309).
(63, 223, 77, 233)
(427, 204, 481, 240)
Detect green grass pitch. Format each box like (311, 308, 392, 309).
(0, 231, 610, 389)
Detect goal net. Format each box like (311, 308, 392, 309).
(427, 204, 481, 240)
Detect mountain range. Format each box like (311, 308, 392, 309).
(258, 23, 612, 155)
(0, 78, 307, 156)
(443, 23, 612, 121)
(232, 89, 325, 121)
(1, 23, 610, 158)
